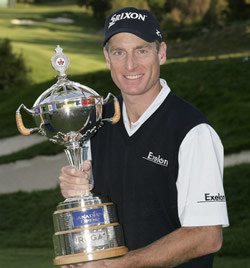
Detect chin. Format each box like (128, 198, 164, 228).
(122, 87, 143, 95)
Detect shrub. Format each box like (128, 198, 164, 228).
(0, 38, 30, 91)
(109, 0, 149, 14)
(77, 0, 111, 20)
(203, 0, 230, 26)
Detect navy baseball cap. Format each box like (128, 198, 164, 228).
(103, 7, 163, 46)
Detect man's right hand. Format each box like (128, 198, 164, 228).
(59, 160, 93, 198)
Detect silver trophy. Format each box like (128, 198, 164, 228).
(16, 46, 128, 266)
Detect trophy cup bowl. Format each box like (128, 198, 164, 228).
(15, 46, 128, 266)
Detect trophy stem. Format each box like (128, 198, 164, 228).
(65, 144, 84, 170)
(64, 141, 94, 186)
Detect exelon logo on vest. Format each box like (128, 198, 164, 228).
(108, 12, 147, 29)
(143, 151, 168, 167)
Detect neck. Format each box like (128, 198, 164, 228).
(123, 81, 162, 124)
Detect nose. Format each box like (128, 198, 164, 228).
(125, 53, 137, 71)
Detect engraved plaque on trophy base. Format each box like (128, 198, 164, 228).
(53, 194, 128, 266)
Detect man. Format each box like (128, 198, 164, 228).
(60, 7, 229, 268)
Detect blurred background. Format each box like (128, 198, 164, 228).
(0, 0, 249, 267)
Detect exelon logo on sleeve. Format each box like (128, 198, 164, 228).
(197, 193, 226, 203)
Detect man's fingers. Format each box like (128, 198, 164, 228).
(81, 160, 91, 171)
(59, 162, 92, 198)
(59, 174, 89, 185)
(60, 181, 91, 191)
(61, 166, 87, 177)
(61, 184, 93, 198)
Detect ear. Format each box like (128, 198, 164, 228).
(103, 48, 111, 70)
(158, 42, 167, 65)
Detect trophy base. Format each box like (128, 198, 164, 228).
(52, 194, 128, 266)
(54, 246, 128, 266)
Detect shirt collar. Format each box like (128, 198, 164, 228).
(123, 79, 171, 136)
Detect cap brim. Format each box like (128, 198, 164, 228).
(103, 28, 157, 46)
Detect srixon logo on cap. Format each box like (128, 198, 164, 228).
(108, 12, 147, 29)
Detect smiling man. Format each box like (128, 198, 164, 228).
(60, 7, 229, 268)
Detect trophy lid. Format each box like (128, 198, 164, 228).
(33, 45, 101, 108)
(28, 46, 104, 145)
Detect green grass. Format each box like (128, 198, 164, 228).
(217, 164, 250, 258)
(0, 248, 55, 268)
(0, 3, 106, 83)
(0, 187, 63, 248)
(167, 20, 250, 59)
(164, 57, 250, 154)
(214, 257, 250, 267)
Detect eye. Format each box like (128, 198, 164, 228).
(137, 48, 149, 56)
(113, 50, 123, 56)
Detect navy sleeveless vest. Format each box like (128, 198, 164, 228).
(91, 92, 213, 267)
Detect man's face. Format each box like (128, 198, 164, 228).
(103, 33, 166, 99)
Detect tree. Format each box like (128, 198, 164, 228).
(0, 39, 30, 90)
(228, 0, 250, 20)
(203, 0, 230, 26)
(109, 0, 149, 14)
(146, 0, 166, 21)
(77, 0, 111, 20)
(162, 0, 211, 28)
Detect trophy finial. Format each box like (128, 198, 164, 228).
(51, 45, 70, 77)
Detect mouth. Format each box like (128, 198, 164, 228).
(124, 74, 143, 80)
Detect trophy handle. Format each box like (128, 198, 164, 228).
(103, 94, 121, 124)
(16, 104, 40, 136)
(111, 97, 120, 124)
